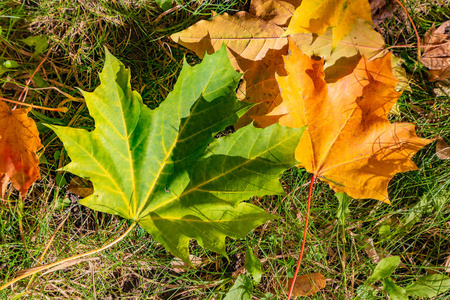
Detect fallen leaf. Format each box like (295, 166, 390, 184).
(286, 273, 326, 296)
(434, 81, 450, 97)
(421, 21, 450, 81)
(48, 48, 305, 263)
(171, 255, 203, 273)
(370, 0, 399, 26)
(443, 255, 450, 273)
(436, 136, 450, 159)
(0, 102, 42, 197)
(67, 176, 93, 198)
(269, 38, 432, 202)
(235, 46, 287, 128)
(285, 0, 373, 47)
(170, 11, 286, 71)
(292, 19, 410, 90)
(291, 19, 387, 72)
(291, 20, 408, 89)
(249, 0, 302, 26)
(363, 237, 382, 264)
(391, 55, 411, 92)
(429, 67, 450, 81)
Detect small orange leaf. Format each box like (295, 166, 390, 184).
(286, 273, 326, 296)
(0, 102, 42, 197)
(270, 38, 433, 202)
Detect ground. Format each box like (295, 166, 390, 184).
(0, 0, 449, 299)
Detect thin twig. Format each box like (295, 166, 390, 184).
(392, 0, 421, 60)
(153, 5, 182, 24)
(385, 41, 450, 50)
(26, 212, 71, 290)
(0, 222, 136, 291)
(16, 48, 52, 105)
(0, 97, 67, 112)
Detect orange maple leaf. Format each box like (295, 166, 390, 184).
(0, 102, 42, 198)
(269, 39, 432, 202)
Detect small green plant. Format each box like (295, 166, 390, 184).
(356, 256, 450, 299)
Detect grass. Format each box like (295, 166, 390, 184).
(1, 0, 450, 299)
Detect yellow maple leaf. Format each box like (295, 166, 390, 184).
(285, 0, 373, 47)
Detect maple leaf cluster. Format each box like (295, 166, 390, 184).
(0, 0, 435, 280)
(1, 0, 432, 205)
(171, 0, 433, 203)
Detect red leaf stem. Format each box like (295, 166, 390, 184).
(287, 174, 316, 299)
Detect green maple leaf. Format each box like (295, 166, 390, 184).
(47, 47, 305, 262)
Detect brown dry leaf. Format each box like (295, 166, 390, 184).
(285, 0, 373, 47)
(436, 137, 450, 159)
(286, 273, 326, 296)
(249, 0, 302, 26)
(443, 254, 450, 273)
(434, 81, 450, 97)
(67, 176, 93, 198)
(170, 11, 287, 71)
(269, 38, 433, 202)
(0, 102, 42, 197)
(421, 21, 450, 81)
(370, 0, 399, 26)
(171, 255, 203, 273)
(363, 237, 382, 264)
(429, 67, 450, 81)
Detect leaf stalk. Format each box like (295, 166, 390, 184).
(287, 174, 315, 299)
